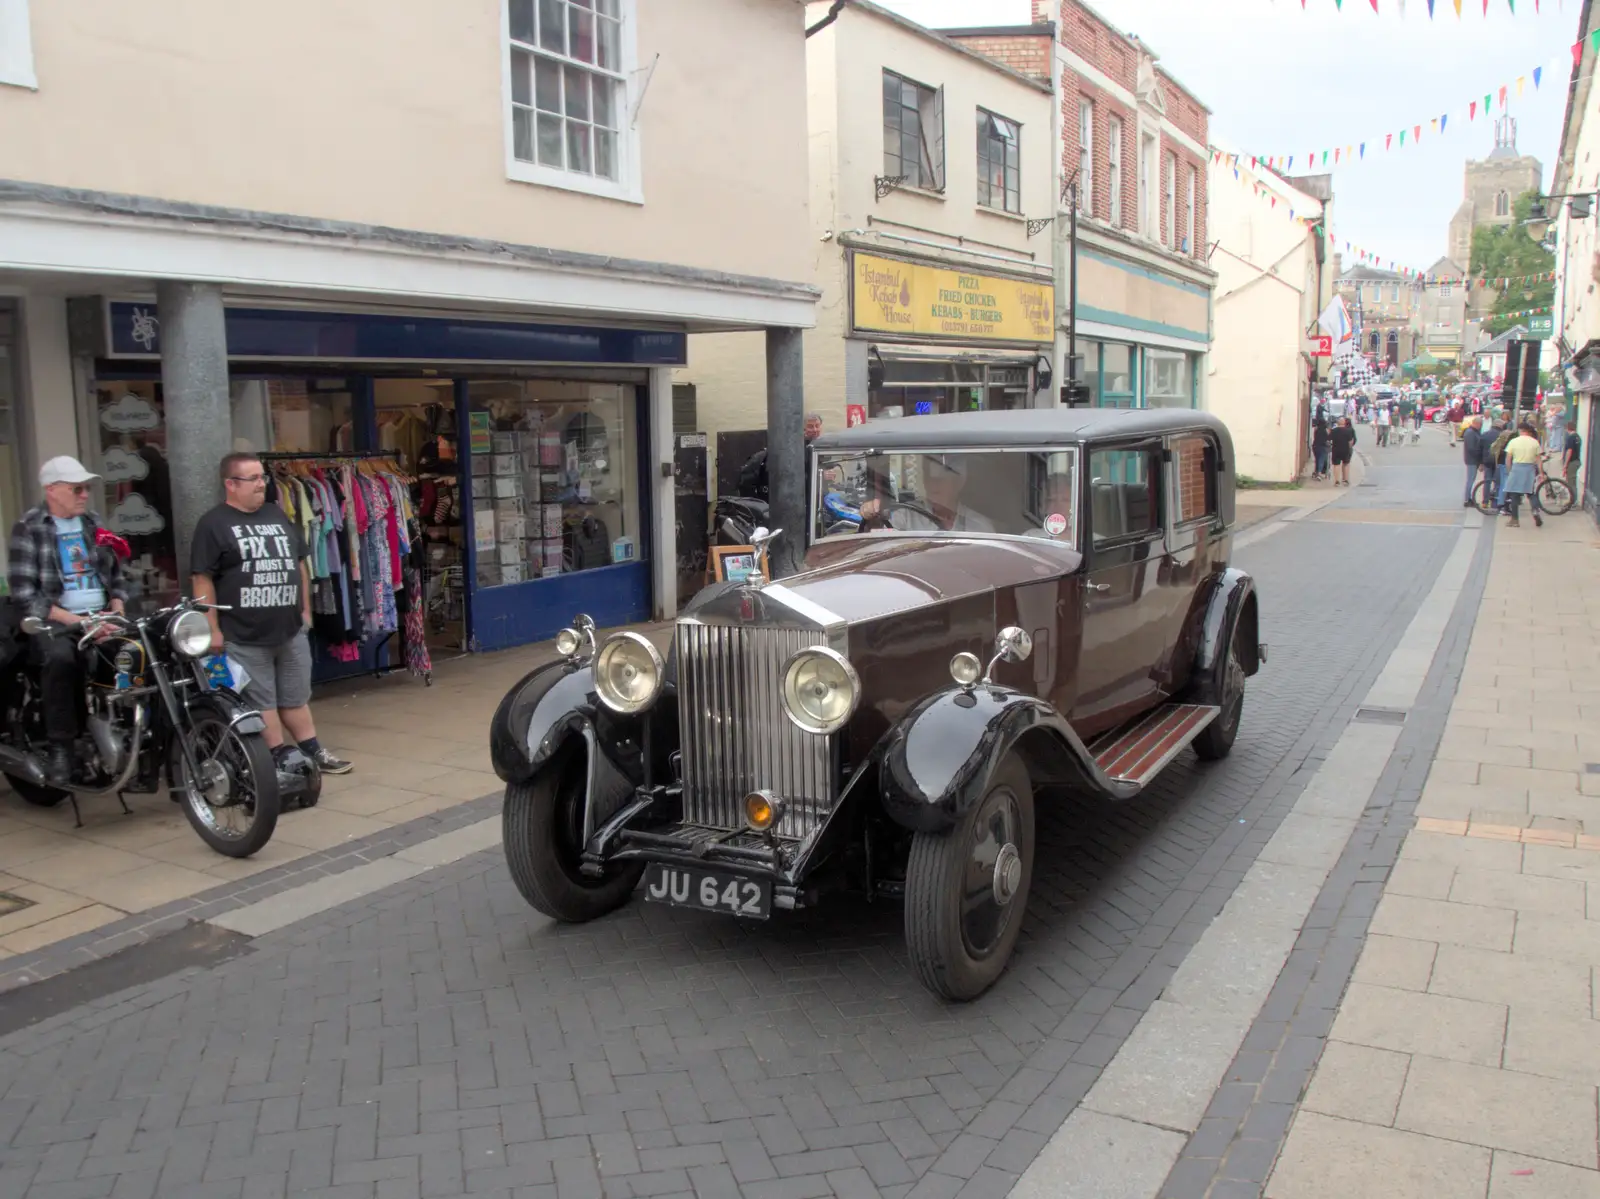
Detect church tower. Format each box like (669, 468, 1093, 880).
(1447, 117, 1543, 268)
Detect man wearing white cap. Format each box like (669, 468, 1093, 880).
(7, 456, 128, 784)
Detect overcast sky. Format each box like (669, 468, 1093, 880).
(873, 0, 1580, 272)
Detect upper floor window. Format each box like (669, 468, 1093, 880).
(884, 71, 944, 192)
(1108, 117, 1123, 226)
(1078, 98, 1094, 213)
(1440, 280, 1453, 298)
(977, 110, 1020, 214)
(1392, 285, 1400, 302)
(506, 0, 636, 202)
(1185, 165, 1196, 254)
(1494, 190, 1510, 217)
(0, 0, 36, 89)
(1164, 151, 1178, 250)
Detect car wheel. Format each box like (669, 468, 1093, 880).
(503, 741, 644, 923)
(904, 754, 1034, 1002)
(1194, 625, 1246, 762)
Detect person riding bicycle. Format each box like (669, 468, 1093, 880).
(5, 457, 128, 784)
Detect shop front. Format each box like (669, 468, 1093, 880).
(1071, 237, 1214, 409)
(79, 301, 678, 671)
(847, 249, 1054, 420)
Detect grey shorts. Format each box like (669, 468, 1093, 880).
(226, 631, 313, 710)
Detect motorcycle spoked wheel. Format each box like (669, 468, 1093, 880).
(171, 698, 280, 858)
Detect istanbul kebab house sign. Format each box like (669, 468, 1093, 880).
(851, 252, 1053, 344)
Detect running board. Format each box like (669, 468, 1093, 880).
(1090, 703, 1220, 788)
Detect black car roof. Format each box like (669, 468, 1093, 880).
(811, 407, 1232, 451)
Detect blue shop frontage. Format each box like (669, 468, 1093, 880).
(83, 300, 683, 678)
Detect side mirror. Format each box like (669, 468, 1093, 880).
(982, 626, 1034, 684)
(19, 616, 45, 636)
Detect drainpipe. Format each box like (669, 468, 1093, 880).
(806, 0, 845, 37)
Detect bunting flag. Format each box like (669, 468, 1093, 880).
(1243, 38, 1585, 170)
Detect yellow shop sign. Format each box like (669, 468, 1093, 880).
(851, 253, 1053, 344)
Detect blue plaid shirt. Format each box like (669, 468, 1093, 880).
(7, 505, 128, 621)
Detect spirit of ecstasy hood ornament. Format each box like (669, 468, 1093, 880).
(749, 526, 781, 587)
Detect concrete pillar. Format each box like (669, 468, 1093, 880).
(765, 327, 805, 579)
(157, 282, 229, 589)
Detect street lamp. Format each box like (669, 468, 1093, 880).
(1525, 193, 1593, 243)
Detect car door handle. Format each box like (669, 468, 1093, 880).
(1087, 582, 1111, 592)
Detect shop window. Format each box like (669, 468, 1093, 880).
(1170, 435, 1216, 524)
(1094, 343, 1137, 408)
(977, 109, 1020, 214)
(464, 380, 640, 587)
(0, 308, 21, 577)
(1145, 349, 1192, 409)
(0, 0, 36, 89)
(883, 70, 944, 192)
(506, 0, 639, 202)
(264, 379, 354, 453)
(94, 381, 178, 612)
(868, 358, 1032, 419)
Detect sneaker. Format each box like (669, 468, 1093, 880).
(311, 747, 353, 775)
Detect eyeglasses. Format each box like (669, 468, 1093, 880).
(228, 474, 267, 484)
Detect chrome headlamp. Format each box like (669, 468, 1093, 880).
(780, 646, 860, 735)
(170, 610, 213, 658)
(594, 631, 664, 715)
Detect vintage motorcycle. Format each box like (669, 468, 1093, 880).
(1, 599, 283, 858)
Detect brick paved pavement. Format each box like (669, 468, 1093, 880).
(0, 508, 1464, 1199)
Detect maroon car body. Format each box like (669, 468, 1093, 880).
(492, 409, 1264, 1000)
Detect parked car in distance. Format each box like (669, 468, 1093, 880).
(1424, 404, 1450, 423)
(489, 410, 1266, 1001)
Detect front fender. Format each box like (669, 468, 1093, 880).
(1194, 569, 1262, 691)
(879, 685, 1094, 834)
(489, 657, 601, 784)
(193, 687, 267, 736)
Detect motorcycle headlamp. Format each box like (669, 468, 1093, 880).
(780, 646, 860, 735)
(170, 610, 213, 658)
(593, 632, 664, 715)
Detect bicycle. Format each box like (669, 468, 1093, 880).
(1471, 467, 1573, 517)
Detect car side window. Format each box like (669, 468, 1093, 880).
(1088, 446, 1161, 545)
(1171, 435, 1218, 525)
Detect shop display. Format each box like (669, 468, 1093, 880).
(261, 451, 427, 680)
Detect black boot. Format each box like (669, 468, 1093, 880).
(46, 744, 72, 787)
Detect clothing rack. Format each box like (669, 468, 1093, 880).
(261, 451, 418, 683)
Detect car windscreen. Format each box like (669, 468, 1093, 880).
(813, 447, 1078, 546)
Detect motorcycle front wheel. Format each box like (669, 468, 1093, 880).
(172, 698, 280, 858)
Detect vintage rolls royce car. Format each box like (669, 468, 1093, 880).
(490, 409, 1264, 1000)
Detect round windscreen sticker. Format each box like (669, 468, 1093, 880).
(1044, 512, 1068, 537)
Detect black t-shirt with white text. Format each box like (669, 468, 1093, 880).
(190, 502, 307, 647)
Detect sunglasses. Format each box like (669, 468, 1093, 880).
(51, 483, 90, 496)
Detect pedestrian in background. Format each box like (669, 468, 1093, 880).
(1375, 402, 1391, 448)
(1490, 416, 1514, 510)
(1311, 415, 1330, 482)
(1330, 416, 1356, 486)
(1502, 421, 1545, 529)
(1461, 415, 1485, 507)
(1564, 425, 1583, 499)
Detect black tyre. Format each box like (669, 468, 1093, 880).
(1472, 478, 1498, 514)
(904, 754, 1034, 1002)
(1537, 476, 1574, 516)
(4, 773, 68, 808)
(1194, 624, 1246, 762)
(172, 700, 280, 858)
(503, 741, 644, 923)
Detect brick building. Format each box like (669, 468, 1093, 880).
(1037, 0, 1217, 408)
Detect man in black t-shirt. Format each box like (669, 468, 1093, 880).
(190, 452, 351, 776)
(1564, 429, 1583, 499)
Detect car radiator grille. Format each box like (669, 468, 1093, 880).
(676, 623, 836, 840)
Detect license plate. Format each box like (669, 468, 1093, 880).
(642, 864, 771, 919)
